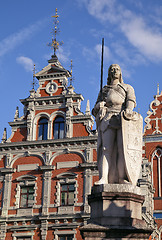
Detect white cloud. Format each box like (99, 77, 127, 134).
(81, 0, 162, 62)
(16, 56, 34, 72)
(121, 18, 162, 62)
(95, 44, 110, 61)
(82, 0, 120, 23)
(0, 19, 47, 58)
(82, 46, 95, 61)
(82, 43, 110, 63)
(57, 47, 70, 63)
(111, 41, 146, 66)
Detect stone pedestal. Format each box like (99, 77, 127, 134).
(80, 184, 153, 240)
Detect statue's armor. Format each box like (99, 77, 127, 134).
(93, 83, 136, 131)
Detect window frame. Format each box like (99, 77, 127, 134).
(53, 116, 65, 139)
(20, 185, 35, 208)
(12, 231, 34, 240)
(152, 148, 162, 197)
(15, 175, 37, 209)
(54, 230, 76, 240)
(55, 173, 78, 208)
(58, 234, 74, 240)
(38, 117, 48, 140)
(16, 237, 31, 240)
(60, 183, 75, 206)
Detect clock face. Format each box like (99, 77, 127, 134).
(46, 82, 58, 94)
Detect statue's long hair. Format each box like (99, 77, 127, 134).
(107, 64, 123, 85)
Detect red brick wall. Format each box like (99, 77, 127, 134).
(73, 123, 89, 137)
(38, 79, 64, 97)
(10, 128, 27, 142)
(11, 156, 43, 207)
(50, 153, 84, 205)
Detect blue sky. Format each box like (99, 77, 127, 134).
(0, 0, 162, 139)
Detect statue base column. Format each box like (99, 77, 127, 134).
(80, 184, 153, 239)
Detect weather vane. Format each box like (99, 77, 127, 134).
(47, 8, 63, 55)
(69, 60, 75, 86)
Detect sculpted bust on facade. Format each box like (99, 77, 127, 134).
(92, 64, 142, 185)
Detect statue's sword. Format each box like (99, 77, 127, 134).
(100, 38, 104, 100)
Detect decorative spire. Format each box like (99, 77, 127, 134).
(32, 64, 37, 90)
(2, 128, 7, 143)
(69, 59, 74, 86)
(85, 100, 91, 115)
(14, 106, 19, 121)
(157, 83, 160, 95)
(48, 8, 63, 56)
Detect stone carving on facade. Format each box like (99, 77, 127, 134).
(14, 107, 19, 121)
(5, 153, 12, 168)
(144, 88, 162, 134)
(138, 158, 160, 239)
(26, 100, 35, 141)
(1, 128, 7, 143)
(92, 64, 143, 185)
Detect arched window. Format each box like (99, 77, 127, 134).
(152, 148, 162, 197)
(38, 118, 48, 140)
(53, 116, 65, 139)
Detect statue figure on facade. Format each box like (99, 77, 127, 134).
(92, 64, 143, 185)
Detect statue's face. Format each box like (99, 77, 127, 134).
(109, 64, 121, 81)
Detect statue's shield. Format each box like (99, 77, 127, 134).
(121, 112, 143, 185)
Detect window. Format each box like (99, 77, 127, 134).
(61, 184, 75, 206)
(20, 186, 34, 208)
(38, 118, 48, 140)
(55, 172, 78, 210)
(53, 116, 65, 139)
(58, 235, 73, 240)
(152, 148, 162, 197)
(13, 233, 33, 240)
(15, 175, 37, 210)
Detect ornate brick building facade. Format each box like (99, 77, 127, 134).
(0, 53, 99, 240)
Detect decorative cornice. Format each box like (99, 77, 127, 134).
(39, 165, 55, 171)
(143, 134, 162, 143)
(0, 136, 97, 152)
(80, 162, 97, 169)
(8, 120, 27, 127)
(20, 95, 66, 104)
(20, 92, 84, 104)
(71, 115, 94, 122)
(51, 222, 80, 229)
(0, 168, 15, 174)
(7, 224, 36, 231)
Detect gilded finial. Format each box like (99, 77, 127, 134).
(48, 8, 63, 55)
